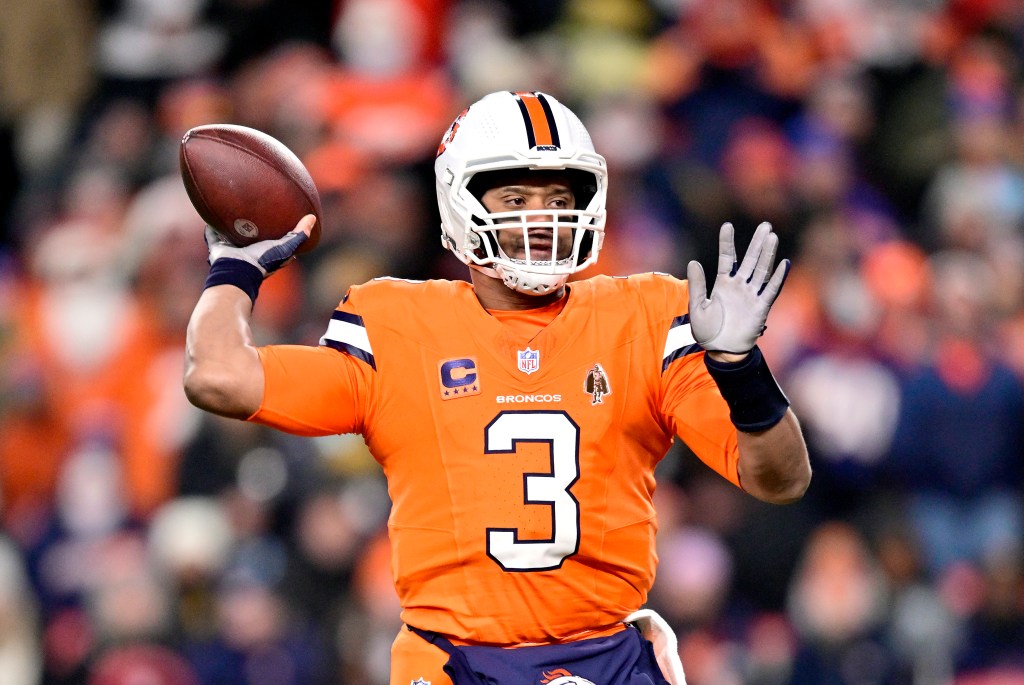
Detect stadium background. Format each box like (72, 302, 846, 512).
(1, 0, 1023, 683)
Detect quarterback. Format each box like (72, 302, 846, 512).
(184, 91, 811, 685)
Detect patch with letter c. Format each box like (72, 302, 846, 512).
(439, 357, 481, 400)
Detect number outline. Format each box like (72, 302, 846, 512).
(483, 410, 581, 572)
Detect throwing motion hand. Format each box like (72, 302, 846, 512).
(204, 214, 314, 277)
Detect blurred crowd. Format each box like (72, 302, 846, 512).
(1, 0, 1023, 683)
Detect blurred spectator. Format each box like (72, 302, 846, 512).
(555, 0, 661, 102)
(85, 532, 173, 646)
(886, 250, 1024, 578)
(182, 567, 329, 685)
(336, 532, 403, 685)
(586, 91, 685, 277)
(713, 117, 802, 266)
(0, 0, 95, 249)
(953, 553, 1024, 677)
(860, 239, 933, 370)
(648, 1, 803, 168)
(95, 0, 227, 105)
(445, 1, 552, 98)
(207, 0, 333, 74)
(228, 44, 335, 147)
(23, 439, 145, 683)
(0, 536, 42, 684)
(921, 35, 1024, 253)
(68, 100, 163, 195)
(650, 525, 734, 633)
(785, 522, 896, 684)
(876, 519, 959, 685)
(852, 4, 960, 228)
(287, 0, 458, 168)
(89, 644, 199, 685)
(148, 497, 235, 591)
(782, 218, 904, 519)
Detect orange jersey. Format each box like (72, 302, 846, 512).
(252, 272, 742, 645)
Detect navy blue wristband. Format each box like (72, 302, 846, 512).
(704, 346, 790, 432)
(204, 258, 263, 304)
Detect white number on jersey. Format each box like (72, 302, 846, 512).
(484, 411, 581, 571)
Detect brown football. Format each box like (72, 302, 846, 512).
(179, 124, 322, 253)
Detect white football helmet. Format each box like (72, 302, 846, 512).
(435, 91, 608, 295)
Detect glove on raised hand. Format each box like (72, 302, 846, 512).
(205, 225, 308, 277)
(686, 222, 790, 354)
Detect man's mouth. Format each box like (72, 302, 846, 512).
(507, 243, 554, 261)
(497, 225, 576, 263)
(519, 229, 556, 254)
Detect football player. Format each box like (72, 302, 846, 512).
(184, 90, 811, 685)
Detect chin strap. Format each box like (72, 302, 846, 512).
(494, 263, 568, 296)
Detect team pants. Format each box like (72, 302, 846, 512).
(390, 623, 674, 685)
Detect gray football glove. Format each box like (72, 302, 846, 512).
(686, 222, 790, 354)
(205, 225, 308, 277)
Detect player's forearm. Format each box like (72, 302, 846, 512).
(736, 410, 810, 504)
(183, 285, 265, 419)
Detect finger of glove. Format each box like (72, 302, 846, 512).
(205, 225, 227, 250)
(686, 260, 708, 311)
(256, 230, 308, 273)
(717, 223, 737, 276)
(759, 258, 791, 305)
(736, 222, 772, 281)
(205, 226, 241, 266)
(751, 231, 778, 288)
(686, 260, 727, 348)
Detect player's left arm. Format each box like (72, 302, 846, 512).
(732, 403, 808, 504)
(686, 222, 811, 504)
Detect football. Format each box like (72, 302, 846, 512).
(179, 124, 322, 253)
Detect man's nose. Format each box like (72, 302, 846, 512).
(524, 201, 553, 221)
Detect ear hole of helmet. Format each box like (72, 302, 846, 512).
(466, 214, 496, 261)
(577, 231, 594, 266)
(479, 230, 500, 261)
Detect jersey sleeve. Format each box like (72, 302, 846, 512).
(656, 296, 743, 489)
(249, 291, 375, 437)
(249, 344, 372, 436)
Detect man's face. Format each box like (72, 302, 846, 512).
(478, 171, 577, 262)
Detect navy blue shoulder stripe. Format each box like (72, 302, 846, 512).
(662, 314, 703, 372)
(319, 310, 376, 370)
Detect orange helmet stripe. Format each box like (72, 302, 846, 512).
(512, 91, 560, 149)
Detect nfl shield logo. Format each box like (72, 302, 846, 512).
(517, 347, 540, 374)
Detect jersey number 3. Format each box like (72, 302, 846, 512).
(485, 411, 581, 571)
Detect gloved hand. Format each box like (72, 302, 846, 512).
(686, 222, 790, 354)
(205, 220, 310, 277)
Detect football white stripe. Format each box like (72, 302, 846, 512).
(663, 322, 696, 360)
(320, 318, 373, 354)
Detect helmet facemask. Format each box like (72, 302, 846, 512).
(457, 168, 603, 295)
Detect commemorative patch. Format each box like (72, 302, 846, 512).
(584, 364, 610, 405)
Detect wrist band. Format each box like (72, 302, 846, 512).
(204, 258, 263, 304)
(704, 346, 790, 432)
